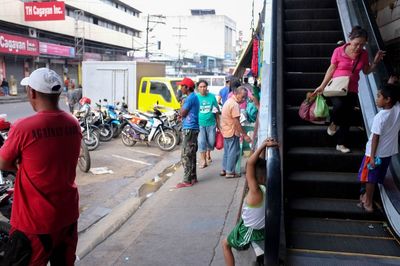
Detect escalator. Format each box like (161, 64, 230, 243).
(278, 0, 400, 264)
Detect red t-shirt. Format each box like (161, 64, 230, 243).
(0, 111, 82, 234)
(331, 43, 369, 93)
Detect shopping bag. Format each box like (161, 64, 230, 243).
(298, 93, 326, 124)
(314, 95, 329, 118)
(215, 129, 224, 150)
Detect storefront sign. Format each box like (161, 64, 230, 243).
(39, 42, 75, 58)
(0, 32, 39, 56)
(24, 1, 65, 21)
(83, 52, 102, 61)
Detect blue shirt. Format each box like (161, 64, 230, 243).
(182, 92, 200, 130)
(219, 86, 229, 105)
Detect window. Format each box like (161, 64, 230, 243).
(212, 77, 224, 87)
(141, 81, 147, 93)
(150, 82, 171, 102)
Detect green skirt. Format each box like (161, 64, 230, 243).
(227, 218, 264, 250)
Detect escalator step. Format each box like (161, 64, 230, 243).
(285, 106, 364, 127)
(288, 233, 400, 257)
(286, 147, 364, 172)
(285, 31, 343, 44)
(288, 217, 390, 237)
(284, 0, 337, 9)
(285, 8, 338, 20)
(289, 197, 384, 220)
(285, 72, 325, 89)
(285, 19, 341, 31)
(287, 171, 359, 198)
(287, 249, 400, 265)
(286, 126, 366, 147)
(284, 43, 337, 57)
(285, 57, 331, 72)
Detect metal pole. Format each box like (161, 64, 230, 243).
(145, 15, 150, 59)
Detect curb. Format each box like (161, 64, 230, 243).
(76, 160, 181, 261)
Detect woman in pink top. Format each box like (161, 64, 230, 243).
(314, 26, 385, 153)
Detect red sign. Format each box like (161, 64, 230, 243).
(24, 1, 65, 21)
(0, 32, 39, 56)
(39, 42, 75, 58)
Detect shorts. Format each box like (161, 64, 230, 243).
(358, 155, 391, 184)
(198, 125, 216, 152)
(227, 219, 264, 250)
(4, 223, 78, 266)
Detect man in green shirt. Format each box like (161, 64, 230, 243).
(197, 80, 220, 168)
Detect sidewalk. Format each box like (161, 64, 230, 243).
(0, 93, 28, 104)
(77, 149, 257, 265)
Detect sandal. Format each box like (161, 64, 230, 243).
(225, 173, 239, 179)
(220, 170, 226, 176)
(363, 204, 374, 213)
(199, 163, 207, 169)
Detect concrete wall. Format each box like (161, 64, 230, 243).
(371, 0, 400, 42)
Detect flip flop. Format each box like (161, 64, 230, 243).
(199, 163, 207, 169)
(220, 170, 226, 176)
(363, 205, 374, 213)
(225, 173, 239, 179)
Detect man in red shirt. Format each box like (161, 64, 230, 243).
(0, 68, 82, 265)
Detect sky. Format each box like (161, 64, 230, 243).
(134, 0, 264, 40)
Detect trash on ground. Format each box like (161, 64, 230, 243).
(90, 167, 114, 175)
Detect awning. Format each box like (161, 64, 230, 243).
(233, 40, 253, 78)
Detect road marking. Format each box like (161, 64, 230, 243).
(111, 154, 152, 166)
(129, 149, 161, 157)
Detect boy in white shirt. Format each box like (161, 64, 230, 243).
(359, 84, 400, 212)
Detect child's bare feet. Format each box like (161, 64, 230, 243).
(363, 204, 374, 213)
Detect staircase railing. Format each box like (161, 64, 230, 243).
(259, 0, 284, 264)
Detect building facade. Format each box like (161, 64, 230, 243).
(0, 0, 144, 93)
(146, 10, 236, 76)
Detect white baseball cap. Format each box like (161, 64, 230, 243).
(20, 68, 63, 94)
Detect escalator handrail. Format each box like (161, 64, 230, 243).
(336, 0, 400, 238)
(259, 0, 282, 265)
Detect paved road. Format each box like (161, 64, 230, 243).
(0, 96, 69, 122)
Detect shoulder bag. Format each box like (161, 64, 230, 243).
(323, 53, 361, 97)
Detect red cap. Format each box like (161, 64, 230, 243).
(177, 77, 195, 88)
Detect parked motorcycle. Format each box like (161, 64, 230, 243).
(76, 98, 100, 151)
(121, 106, 177, 151)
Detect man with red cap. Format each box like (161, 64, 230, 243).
(176, 77, 200, 188)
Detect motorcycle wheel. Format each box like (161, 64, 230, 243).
(112, 123, 121, 138)
(156, 129, 177, 151)
(0, 221, 10, 243)
(98, 124, 113, 142)
(83, 130, 100, 151)
(78, 140, 91, 173)
(121, 126, 137, 147)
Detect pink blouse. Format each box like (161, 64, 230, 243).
(331, 43, 369, 93)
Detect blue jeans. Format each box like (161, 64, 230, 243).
(198, 125, 216, 152)
(222, 136, 240, 174)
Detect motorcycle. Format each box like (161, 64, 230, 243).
(76, 99, 100, 151)
(121, 106, 177, 151)
(93, 100, 114, 142)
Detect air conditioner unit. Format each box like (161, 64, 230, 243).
(28, 28, 37, 38)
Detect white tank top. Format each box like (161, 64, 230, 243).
(241, 185, 266, 230)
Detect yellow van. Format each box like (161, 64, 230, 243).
(137, 77, 183, 112)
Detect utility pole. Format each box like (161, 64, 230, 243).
(173, 18, 187, 76)
(145, 15, 166, 59)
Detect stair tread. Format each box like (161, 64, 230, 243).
(288, 233, 400, 257)
(287, 147, 365, 156)
(288, 217, 390, 237)
(287, 249, 400, 266)
(286, 125, 364, 133)
(289, 197, 381, 218)
(288, 171, 358, 184)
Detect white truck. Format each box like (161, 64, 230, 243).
(82, 61, 166, 112)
